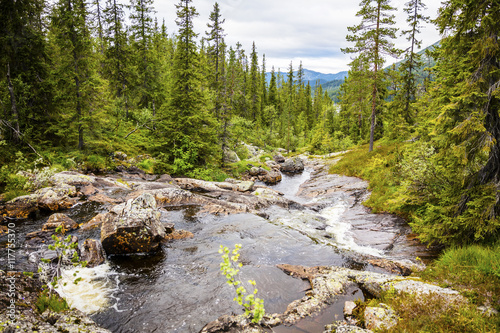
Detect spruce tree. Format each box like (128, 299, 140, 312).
(160, 0, 218, 171)
(342, 0, 401, 152)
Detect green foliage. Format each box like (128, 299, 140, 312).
(219, 244, 265, 324)
(38, 226, 87, 301)
(137, 159, 155, 173)
(35, 291, 69, 313)
(420, 244, 500, 304)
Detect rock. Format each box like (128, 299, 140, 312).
(265, 160, 281, 170)
(36, 184, 77, 211)
(50, 171, 96, 187)
(258, 169, 282, 185)
(163, 229, 194, 241)
(157, 174, 177, 185)
(42, 213, 79, 232)
(2, 194, 39, 218)
(249, 166, 267, 176)
(281, 157, 305, 173)
(80, 239, 106, 267)
(88, 193, 122, 204)
(367, 258, 425, 276)
(364, 303, 398, 331)
(273, 153, 285, 164)
(223, 148, 241, 163)
(478, 305, 499, 317)
(237, 181, 254, 192)
(323, 321, 372, 333)
(81, 185, 99, 196)
(113, 151, 128, 160)
(101, 193, 165, 254)
(344, 301, 357, 316)
(81, 213, 107, 231)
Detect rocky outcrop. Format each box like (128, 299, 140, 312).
(202, 264, 466, 332)
(281, 157, 305, 173)
(100, 193, 165, 255)
(25, 213, 79, 247)
(364, 303, 398, 331)
(80, 239, 106, 267)
(50, 171, 96, 187)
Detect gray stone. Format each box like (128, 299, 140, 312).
(364, 303, 398, 331)
(100, 193, 165, 255)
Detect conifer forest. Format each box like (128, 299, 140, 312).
(1, 0, 500, 331)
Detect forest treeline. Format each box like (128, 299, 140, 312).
(1, 0, 499, 246)
(0, 0, 337, 172)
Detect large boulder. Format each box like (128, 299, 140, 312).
(36, 184, 77, 211)
(281, 157, 305, 173)
(2, 194, 39, 218)
(100, 193, 165, 255)
(259, 169, 282, 185)
(50, 171, 96, 187)
(42, 213, 79, 232)
(273, 153, 285, 164)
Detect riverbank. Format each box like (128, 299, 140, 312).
(1, 151, 498, 332)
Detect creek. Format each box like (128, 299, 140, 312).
(0, 159, 436, 332)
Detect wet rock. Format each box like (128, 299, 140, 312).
(80, 239, 106, 267)
(88, 193, 123, 204)
(273, 153, 285, 164)
(42, 213, 79, 232)
(163, 229, 194, 241)
(81, 213, 107, 231)
(1, 194, 39, 218)
(100, 193, 165, 255)
(258, 169, 282, 185)
(281, 157, 305, 173)
(81, 184, 100, 196)
(364, 303, 398, 331)
(50, 171, 96, 187)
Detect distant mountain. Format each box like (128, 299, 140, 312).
(265, 69, 348, 86)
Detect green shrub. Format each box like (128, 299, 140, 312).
(35, 291, 69, 313)
(137, 159, 155, 173)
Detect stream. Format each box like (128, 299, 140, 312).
(0, 160, 436, 332)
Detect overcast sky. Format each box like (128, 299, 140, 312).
(153, 0, 443, 74)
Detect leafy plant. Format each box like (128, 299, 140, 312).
(219, 244, 265, 324)
(37, 225, 87, 311)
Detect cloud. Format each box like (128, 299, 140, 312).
(154, 0, 442, 73)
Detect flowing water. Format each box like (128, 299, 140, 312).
(0, 164, 435, 332)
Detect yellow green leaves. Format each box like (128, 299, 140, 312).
(219, 244, 265, 323)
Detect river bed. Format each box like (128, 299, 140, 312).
(0, 159, 435, 332)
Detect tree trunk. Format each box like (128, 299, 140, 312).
(369, 1, 381, 153)
(6, 63, 20, 144)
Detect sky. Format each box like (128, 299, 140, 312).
(154, 0, 443, 74)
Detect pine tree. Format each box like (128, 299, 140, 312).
(249, 42, 261, 123)
(342, 0, 401, 151)
(103, 0, 130, 118)
(411, 0, 500, 245)
(205, 2, 226, 120)
(0, 0, 52, 145)
(160, 0, 218, 171)
(129, 0, 155, 109)
(398, 0, 429, 124)
(49, 0, 101, 150)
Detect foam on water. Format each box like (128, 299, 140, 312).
(55, 263, 118, 314)
(320, 202, 384, 257)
